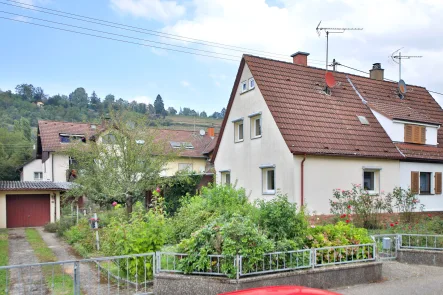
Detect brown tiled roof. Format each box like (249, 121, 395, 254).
(38, 120, 101, 152)
(367, 101, 439, 125)
(348, 74, 443, 160)
(0, 181, 73, 191)
(157, 129, 218, 158)
(238, 55, 401, 158)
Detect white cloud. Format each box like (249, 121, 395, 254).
(151, 48, 168, 56)
(180, 80, 190, 87)
(209, 73, 226, 87)
(161, 0, 443, 94)
(13, 16, 30, 23)
(110, 0, 186, 22)
(131, 95, 151, 105)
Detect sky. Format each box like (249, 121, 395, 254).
(1, 0, 443, 113)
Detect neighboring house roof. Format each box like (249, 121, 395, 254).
(38, 120, 101, 152)
(214, 55, 403, 161)
(0, 181, 74, 191)
(157, 129, 218, 158)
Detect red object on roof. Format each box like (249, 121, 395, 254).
(218, 285, 341, 295)
(325, 72, 336, 88)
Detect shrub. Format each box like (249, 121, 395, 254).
(177, 215, 274, 278)
(44, 222, 59, 233)
(169, 185, 257, 243)
(388, 187, 424, 222)
(330, 184, 392, 229)
(101, 202, 166, 280)
(64, 218, 95, 253)
(57, 215, 77, 237)
(255, 194, 307, 246)
(162, 171, 202, 216)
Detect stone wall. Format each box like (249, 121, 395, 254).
(398, 249, 443, 267)
(154, 262, 382, 295)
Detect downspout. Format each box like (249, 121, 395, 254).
(52, 154, 54, 181)
(301, 154, 307, 207)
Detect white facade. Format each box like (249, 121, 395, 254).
(214, 64, 297, 203)
(22, 153, 69, 182)
(400, 161, 443, 211)
(371, 109, 439, 145)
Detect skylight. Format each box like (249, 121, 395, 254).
(357, 116, 369, 125)
(170, 141, 194, 149)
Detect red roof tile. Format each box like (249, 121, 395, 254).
(157, 129, 218, 158)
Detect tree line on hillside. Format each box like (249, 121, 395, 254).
(0, 84, 226, 128)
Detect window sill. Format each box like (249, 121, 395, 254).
(263, 191, 276, 195)
(419, 193, 434, 196)
(234, 139, 244, 143)
(240, 88, 255, 95)
(251, 135, 262, 140)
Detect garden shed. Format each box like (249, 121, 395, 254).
(0, 181, 72, 228)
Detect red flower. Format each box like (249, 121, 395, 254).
(395, 222, 399, 225)
(346, 220, 350, 223)
(156, 187, 161, 193)
(340, 214, 346, 219)
(428, 214, 432, 218)
(112, 201, 117, 207)
(347, 205, 351, 209)
(390, 223, 394, 227)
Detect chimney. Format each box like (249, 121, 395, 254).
(370, 63, 384, 81)
(207, 127, 215, 138)
(290, 51, 310, 66)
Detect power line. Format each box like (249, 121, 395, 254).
(0, 10, 242, 59)
(0, 16, 241, 62)
(429, 90, 443, 96)
(1, 0, 326, 64)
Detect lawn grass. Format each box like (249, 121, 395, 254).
(25, 228, 75, 295)
(0, 229, 8, 295)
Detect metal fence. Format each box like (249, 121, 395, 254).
(0, 253, 155, 295)
(313, 244, 376, 267)
(399, 234, 443, 250)
(372, 234, 399, 260)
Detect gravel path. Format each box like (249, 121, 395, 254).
(8, 228, 48, 295)
(332, 261, 443, 295)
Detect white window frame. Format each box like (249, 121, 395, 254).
(248, 78, 255, 90)
(220, 170, 231, 186)
(250, 115, 262, 139)
(234, 120, 244, 143)
(178, 163, 193, 171)
(261, 165, 276, 195)
(34, 172, 43, 181)
(241, 80, 247, 93)
(362, 167, 381, 194)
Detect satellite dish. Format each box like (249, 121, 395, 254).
(325, 72, 337, 88)
(398, 79, 407, 94)
(199, 129, 206, 136)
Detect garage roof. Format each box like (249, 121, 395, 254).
(0, 181, 74, 191)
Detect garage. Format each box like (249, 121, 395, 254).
(6, 194, 50, 228)
(0, 181, 72, 228)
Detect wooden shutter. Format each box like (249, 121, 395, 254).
(405, 125, 426, 144)
(411, 171, 419, 194)
(435, 172, 442, 195)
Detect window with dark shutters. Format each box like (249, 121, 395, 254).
(411, 171, 419, 194)
(435, 172, 442, 195)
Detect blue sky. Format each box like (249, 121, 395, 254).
(1, 0, 443, 113)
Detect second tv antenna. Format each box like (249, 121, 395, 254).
(316, 21, 363, 71)
(391, 48, 422, 80)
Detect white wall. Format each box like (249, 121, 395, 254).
(42, 153, 69, 182)
(21, 159, 43, 181)
(294, 155, 400, 214)
(400, 161, 443, 211)
(371, 109, 438, 145)
(214, 63, 297, 203)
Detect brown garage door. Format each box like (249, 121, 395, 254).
(6, 194, 50, 228)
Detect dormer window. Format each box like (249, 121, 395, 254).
(249, 78, 255, 90)
(60, 133, 86, 143)
(404, 124, 425, 144)
(241, 81, 247, 93)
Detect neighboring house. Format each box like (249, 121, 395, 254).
(0, 181, 71, 228)
(21, 120, 101, 182)
(158, 128, 218, 176)
(214, 52, 443, 214)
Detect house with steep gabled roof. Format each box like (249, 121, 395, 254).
(213, 52, 443, 213)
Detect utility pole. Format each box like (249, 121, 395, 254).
(316, 21, 363, 71)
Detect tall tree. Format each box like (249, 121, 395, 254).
(154, 94, 165, 115)
(15, 84, 35, 101)
(14, 118, 31, 141)
(200, 111, 207, 118)
(220, 107, 226, 118)
(69, 88, 89, 109)
(89, 91, 101, 111)
(65, 111, 176, 214)
(103, 94, 115, 111)
(33, 87, 46, 102)
(0, 127, 33, 180)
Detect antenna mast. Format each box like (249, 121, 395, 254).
(391, 48, 422, 80)
(316, 21, 363, 71)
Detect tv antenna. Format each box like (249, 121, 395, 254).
(316, 21, 363, 71)
(391, 47, 422, 80)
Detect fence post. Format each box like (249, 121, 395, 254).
(73, 261, 80, 295)
(311, 249, 315, 269)
(236, 255, 240, 281)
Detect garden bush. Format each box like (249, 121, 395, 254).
(388, 187, 424, 222)
(255, 194, 307, 246)
(177, 215, 274, 278)
(168, 185, 257, 243)
(64, 218, 95, 253)
(44, 222, 59, 233)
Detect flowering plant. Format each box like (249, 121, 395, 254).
(387, 187, 425, 222)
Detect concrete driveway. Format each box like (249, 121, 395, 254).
(332, 261, 443, 295)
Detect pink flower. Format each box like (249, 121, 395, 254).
(156, 187, 161, 193)
(428, 214, 432, 218)
(112, 201, 117, 207)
